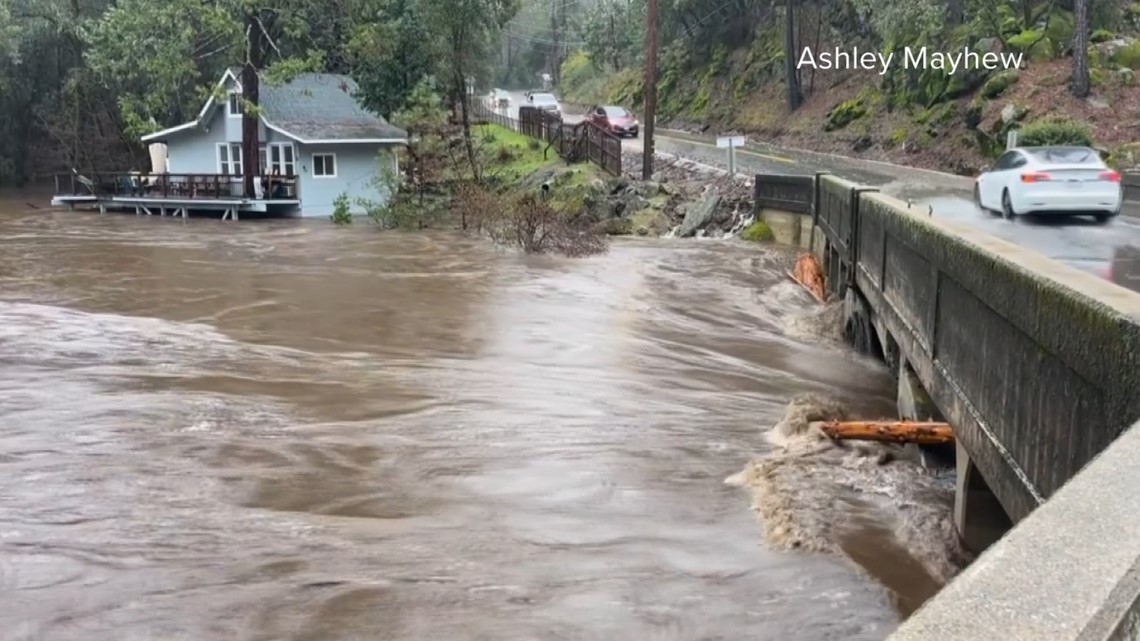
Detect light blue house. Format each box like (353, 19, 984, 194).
(140, 68, 407, 217)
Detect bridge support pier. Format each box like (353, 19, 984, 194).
(954, 442, 1012, 554)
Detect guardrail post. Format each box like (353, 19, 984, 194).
(848, 186, 879, 295)
(811, 172, 830, 254)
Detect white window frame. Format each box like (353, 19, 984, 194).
(227, 92, 241, 118)
(268, 142, 296, 176)
(217, 142, 244, 175)
(312, 152, 337, 179)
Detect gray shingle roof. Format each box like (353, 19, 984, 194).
(236, 71, 407, 141)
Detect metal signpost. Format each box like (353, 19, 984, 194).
(717, 135, 746, 174)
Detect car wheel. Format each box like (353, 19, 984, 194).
(1094, 211, 1116, 225)
(1001, 189, 1016, 220)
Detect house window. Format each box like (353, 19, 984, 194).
(227, 93, 241, 117)
(218, 143, 243, 175)
(312, 153, 336, 178)
(268, 143, 295, 176)
(258, 147, 267, 175)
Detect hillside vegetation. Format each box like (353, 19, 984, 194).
(558, 0, 1140, 174)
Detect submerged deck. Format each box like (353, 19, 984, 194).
(52, 172, 301, 219)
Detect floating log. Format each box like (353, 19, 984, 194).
(818, 421, 954, 445)
(788, 252, 827, 304)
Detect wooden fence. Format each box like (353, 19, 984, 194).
(471, 100, 622, 176)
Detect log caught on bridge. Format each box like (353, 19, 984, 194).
(788, 252, 827, 304)
(817, 421, 954, 445)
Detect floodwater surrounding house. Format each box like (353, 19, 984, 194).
(52, 69, 407, 218)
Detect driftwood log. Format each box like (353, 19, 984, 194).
(818, 421, 954, 445)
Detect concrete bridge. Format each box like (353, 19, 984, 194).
(755, 173, 1140, 639)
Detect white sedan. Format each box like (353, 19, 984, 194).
(974, 146, 1122, 223)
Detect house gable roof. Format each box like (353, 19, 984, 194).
(141, 69, 407, 144)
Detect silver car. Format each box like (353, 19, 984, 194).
(527, 92, 562, 117)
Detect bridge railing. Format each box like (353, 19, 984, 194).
(754, 174, 813, 213)
(756, 170, 1140, 525)
(888, 418, 1140, 641)
(1123, 171, 1140, 204)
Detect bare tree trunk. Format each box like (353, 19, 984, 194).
(241, 11, 262, 198)
(785, 0, 802, 110)
(1072, 0, 1090, 97)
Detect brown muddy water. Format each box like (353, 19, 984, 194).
(0, 204, 958, 640)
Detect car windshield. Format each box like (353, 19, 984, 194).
(1026, 147, 1102, 165)
(603, 107, 629, 117)
(532, 94, 557, 104)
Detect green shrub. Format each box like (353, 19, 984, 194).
(527, 138, 541, 151)
(560, 50, 597, 99)
(824, 99, 867, 131)
(981, 70, 1019, 98)
(740, 220, 773, 242)
(1091, 29, 1115, 43)
(1008, 30, 1054, 61)
(1112, 40, 1140, 69)
(1018, 117, 1093, 147)
(330, 193, 353, 225)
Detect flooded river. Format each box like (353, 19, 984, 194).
(1, 205, 946, 639)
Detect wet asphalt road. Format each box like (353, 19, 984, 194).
(500, 91, 1140, 287)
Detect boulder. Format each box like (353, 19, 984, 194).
(1001, 103, 1028, 125)
(676, 194, 722, 238)
(629, 208, 673, 237)
(596, 217, 632, 235)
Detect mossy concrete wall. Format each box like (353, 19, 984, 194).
(846, 183, 1140, 526)
(758, 208, 812, 249)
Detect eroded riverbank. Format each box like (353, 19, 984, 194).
(1, 204, 949, 639)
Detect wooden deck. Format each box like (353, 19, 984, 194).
(52, 172, 301, 220)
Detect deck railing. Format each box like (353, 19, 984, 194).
(54, 173, 299, 200)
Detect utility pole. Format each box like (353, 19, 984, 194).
(642, 0, 658, 180)
(550, 0, 561, 84)
(241, 11, 262, 198)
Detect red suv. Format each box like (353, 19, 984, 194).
(588, 106, 639, 138)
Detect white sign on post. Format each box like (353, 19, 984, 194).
(717, 136, 746, 174)
(1006, 130, 1019, 150)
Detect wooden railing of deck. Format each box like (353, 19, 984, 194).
(54, 173, 299, 200)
